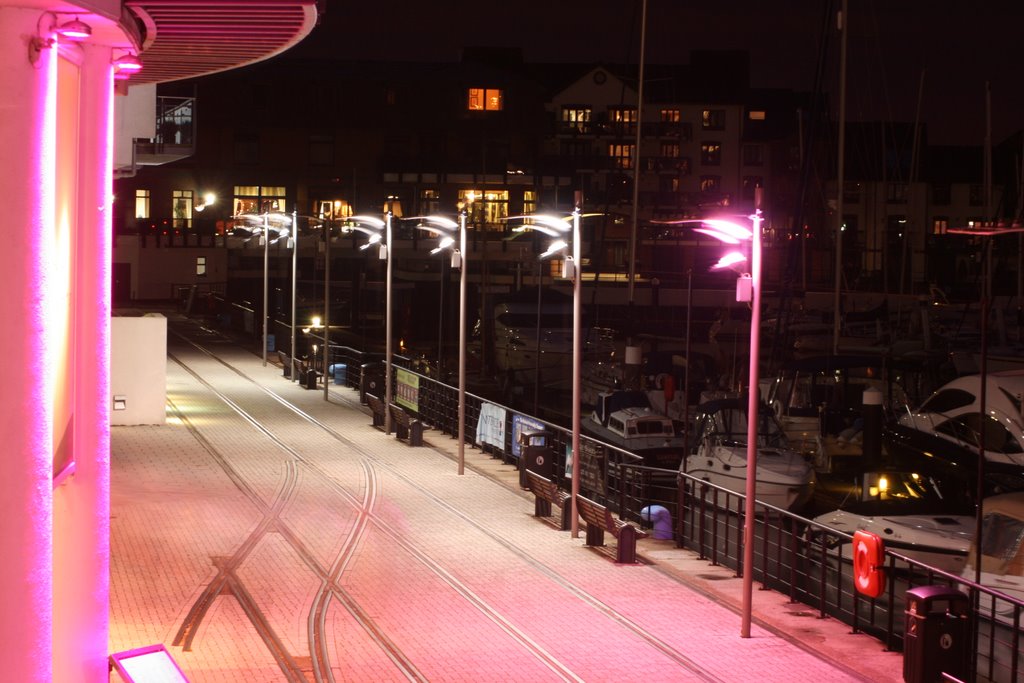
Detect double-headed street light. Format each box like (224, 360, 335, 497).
(232, 211, 291, 367)
(409, 211, 469, 475)
(505, 192, 584, 536)
(342, 214, 391, 425)
(656, 190, 763, 638)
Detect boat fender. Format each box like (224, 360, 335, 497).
(654, 373, 669, 390)
(852, 530, 886, 599)
(663, 374, 675, 402)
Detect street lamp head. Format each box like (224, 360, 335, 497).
(505, 214, 572, 234)
(429, 236, 456, 254)
(346, 215, 385, 229)
(408, 215, 458, 231)
(711, 251, 748, 270)
(540, 239, 568, 259)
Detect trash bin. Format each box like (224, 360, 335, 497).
(903, 585, 970, 683)
(266, 334, 275, 353)
(360, 362, 383, 403)
(329, 363, 347, 386)
(303, 368, 318, 390)
(518, 429, 553, 488)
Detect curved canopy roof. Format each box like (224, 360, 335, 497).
(125, 0, 318, 84)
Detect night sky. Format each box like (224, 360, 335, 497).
(294, 0, 1023, 147)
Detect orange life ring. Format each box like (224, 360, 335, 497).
(663, 374, 675, 402)
(852, 530, 886, 598)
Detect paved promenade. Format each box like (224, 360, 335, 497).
(109, 326, 904, 682)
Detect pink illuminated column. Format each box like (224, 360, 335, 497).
(0, 8, 57, 681)
(52, 42, 113, 683)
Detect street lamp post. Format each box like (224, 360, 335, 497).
(290, 210, 298, 381)
(410, 212, 467, 475)
(457, 207, 468, 475)
(740, 200, 763, 639)
(384, 209, 394, 433)
(570, 194, 582, 538)
(340, 213, 389, 413)
(323, 215, 331, 401)
(504, 193, 585, 536)
(262, 212, 270, 366)
(653, 192, 763, 637)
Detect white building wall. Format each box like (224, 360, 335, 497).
(111, 315, 167, 425)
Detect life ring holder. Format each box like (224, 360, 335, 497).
(852, 530, 886, 598)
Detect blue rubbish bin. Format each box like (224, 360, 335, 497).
(266, 334, 275, 353)
(329, 363, 347, 385)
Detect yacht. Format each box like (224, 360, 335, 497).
(681, 397, 815, 512)
(961, 492, 1024, 683)
(811, 469, 974, 574)
(585, 389, 687, 469)
(896, 371, 1024, 467)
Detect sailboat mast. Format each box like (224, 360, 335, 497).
(627, 0, 647, 308)
(832, 0, 848, 355)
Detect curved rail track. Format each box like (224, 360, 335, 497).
(148, 319, 859, 682)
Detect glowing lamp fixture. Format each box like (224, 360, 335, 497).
(55, 16, 92, 40)
(711, 251, 747, 270)
(194, 193, 217, 212)
(693, 219, 753, 244)
(113, 53, 143, 73)
(540, 239, 569, 259)
(430, 236, 455, 255)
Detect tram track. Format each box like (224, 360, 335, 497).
(165, 322, 727, 682)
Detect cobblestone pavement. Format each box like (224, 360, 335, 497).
(109, 330, 904, 682)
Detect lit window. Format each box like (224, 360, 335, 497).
(748, 110, 766, 121)
(561, 106, 592, 133)
(523, 190, 537, 214)
(660, 109, 681, 123)
(196, 256, 207, 277)
(172, 190, 193, 229)
(420, 189, 440, 216)
(611, 107, 637, 123)
(933, 217, 948, 235)
(701, 142, 722, 165)
(232, 186, 286, 216)
(460, 189, 508, 230)
(660, 142, 680, 158)
(700, 175, 721, 193)
(135, 189, 150, 219)
(468, 88, 503, 111)
(609, 143, 635, 170)
(702, 109, 725, 130)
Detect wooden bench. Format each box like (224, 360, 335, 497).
(524, 470, 571, 531)
(365, 393, 386, 428)
(389, 402, 424, 447)
(277, 349, 293, 378)
(576, 494, 648, 564)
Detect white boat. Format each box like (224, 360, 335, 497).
(961, 492, 1024, 683)
(585, 390, 687, 469)
(681, 397, 815, 512)
(811, 469, 974, 574)
(481, 298, 616, 388)
(897, 371, 1024, 467)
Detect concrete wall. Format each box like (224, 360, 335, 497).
(111, 314, 166, 425)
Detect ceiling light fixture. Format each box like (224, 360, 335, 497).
(113, 53, 143, 73)
(55, 17, 92, 40)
